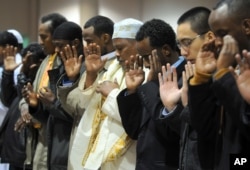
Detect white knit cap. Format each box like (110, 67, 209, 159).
(7, 29, 23, 44)
(112, 18, 143, 39)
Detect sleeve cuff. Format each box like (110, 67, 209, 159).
(190, 71, 212, 85)
(214, 68, 230, 80)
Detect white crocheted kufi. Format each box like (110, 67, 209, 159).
(7, 29, 23, 44)
(112, 18, 143, 39)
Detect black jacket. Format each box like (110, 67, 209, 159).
(117, 82, 180, 170)
(188, 72, 250, 170)
(0, 71, 37, 169)
(117, 58, 186, 170)
(29, 65, 73, 170)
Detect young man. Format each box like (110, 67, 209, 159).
(7, 29, 24, 85)
(188, 0, 250, 169)
(56, 16, 117, 170)
(0, 43, 45, 170)
(58, 18, 142, 170)
(0, 31, 18, 125)
(160, 7, 215, 170)
(19, 13, 68, 170)
(117, 19, 185, 170)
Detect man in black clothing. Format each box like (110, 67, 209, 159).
(117, 19, 185, 170)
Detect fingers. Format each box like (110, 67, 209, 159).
(182, 70, 187, 89)
(158, 72, 163, 86)
(185, 61, 194, 79)
(4, 45, 17, 57)
(60, 51, 66, 63)
(166, 63, 172, 81)
(64, 45, 73, 60)
(137, 55, 143, 68)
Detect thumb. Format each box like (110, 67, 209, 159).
(114, 78, 118, 85)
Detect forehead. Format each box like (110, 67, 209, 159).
(112, 38, 131, 47)
(177, 22, 197, 39)
(38, 22, 51, 34)
(83, 26, 96, 37)
(136, 37, 152, 55)
(209, 4, 230, 31)
(52, 39, 70, 44)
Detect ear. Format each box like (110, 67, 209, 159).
(204, 31, 215, 41)
(101, 33, 111, 44)
(72, 39, 80, 46)
(242, 19, 250, 35)
(162, 44, 171, 56)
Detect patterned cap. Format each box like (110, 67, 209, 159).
(112, 18, 143, 39)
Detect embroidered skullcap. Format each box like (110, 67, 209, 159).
(7, 29, 23, 44)
(53, 21, 82, 41)
(112, 18, 143, 39)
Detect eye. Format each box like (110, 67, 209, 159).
(215, 30, 228, 38)
(181, 39, 193, 47)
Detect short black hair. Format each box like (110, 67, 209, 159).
(136, 19, 176, 50)
(41, 13, 67, 35)
(84, 15, 114, 37)
(177, 6, 211, 35)
(0, 31, 18, 47)
(214, 0, 250, 23)
(20, 42, 46, 61)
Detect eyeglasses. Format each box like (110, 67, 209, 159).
(177, 34, 201, 51)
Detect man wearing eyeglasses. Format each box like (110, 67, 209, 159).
(170, 6, 216, 170)
(176, 7, 215, 64)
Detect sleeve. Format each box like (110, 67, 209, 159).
(213, 72, 250, 139)
(137, 81, 182, 135)
(1, 71, 17, 107)
(57, 71, 101, 118)
(117, 89, 143, 140)
(188, 79, 219, 140)
(102, 88, 122, 122)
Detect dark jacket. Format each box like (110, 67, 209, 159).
(188, 72, 250, 170)
(0, 71, 37, 169)
(29, 65, 73, 170)
(117, 58, 186, 170)
(117, 82, 180, 170)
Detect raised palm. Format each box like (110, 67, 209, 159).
(3, 45, 21, 71)
(84, 43, 105, 74)
(159, 64, 181, 111)
(22, 82, 38, 107)
(60, 45, 83, 81)
(196, 40, 217, 74)
(233, 50, 250, 104)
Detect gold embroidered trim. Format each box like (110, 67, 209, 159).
(81, 98, 107, 166)
(105, 133, 132, 162)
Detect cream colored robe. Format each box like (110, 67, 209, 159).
(59, 58, 136, 170)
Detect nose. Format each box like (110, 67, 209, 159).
(39, 39, 44, 46)
(180, 47, 189, 57)
(54, 46, 60, 53)
(215, 37, 223, 48)
(115, 51, 120, 59)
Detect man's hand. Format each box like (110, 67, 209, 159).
(216, 35, 239, 70)
(96, 80, 119, 97)
(147, 50, 162, 81)
(84, 43, 106, 89)
(195, 39, 217, 74)
(38, 87, 56, 107)
(60, 45, 83, 81)
(22, 82, 38, 107)
(3, 45, 21, 72)
(158, 63, 181, 111)
(181, 62, 194, 107)
(230, 50, 250, 104)
(124, 55, 145, 94)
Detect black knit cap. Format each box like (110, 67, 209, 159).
(52, 21, 82, 42)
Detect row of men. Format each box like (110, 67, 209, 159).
(0, 0, 250, 169)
